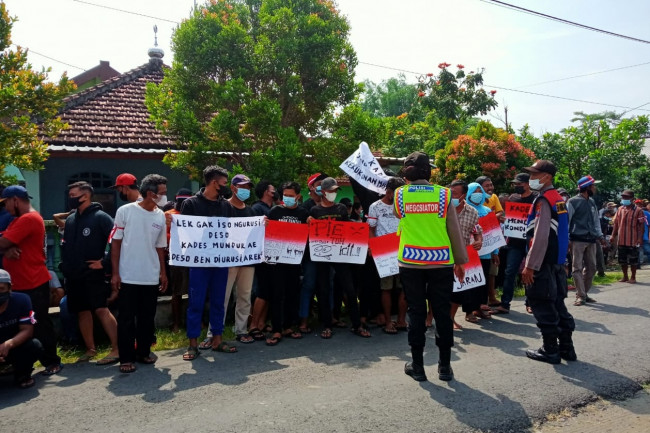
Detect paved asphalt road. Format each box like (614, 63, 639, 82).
(2, 271, 650, 433)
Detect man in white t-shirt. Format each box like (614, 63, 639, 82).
(367, 177, 407, 334)
(111, 174, 168, 374)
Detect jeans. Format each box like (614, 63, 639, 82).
(21, 282, 61, 367)
(59, 295, 80, 344)
(400, 266, 454, 350)
(299, 260, 318, 319)
(186, 267, 228, 339)
(500, 246, 526, 310)
(117, 283, 158, 363)
(571, 241, 597, 301)
(643, 242, 650, 264)
(224, 266, 255, 335)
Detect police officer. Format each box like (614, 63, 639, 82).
(522, 160, 576, 364)
(395, 152, 467, 382)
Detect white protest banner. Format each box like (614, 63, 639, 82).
(264, 220, 309, 265)
(453, 246, 485, 292)
(503, 201, 532, 239)
(368, 233, 400, 278)
(339, 141, 389, 194)
(169, 215, 265, 267)
(477, 212, 507, 256)
(309, 220, 369, 264)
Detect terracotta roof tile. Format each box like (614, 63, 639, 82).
(45, 59, 180, 150)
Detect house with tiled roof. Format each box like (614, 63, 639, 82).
(32, 48, 194, 219)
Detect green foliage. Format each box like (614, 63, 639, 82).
(0, 4, 75, 185)
(361, 74, 418, 118)
(519, 113, 649, 199)
(434, 121, 536, 191)
(147, 0, 360, 184)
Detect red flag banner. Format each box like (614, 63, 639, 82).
(503, 202, 532, 240)
(368, 233, 400, 278)
(309, 220, 369, 264)
(453, 246, 485, 292)
(477, 212, 506, 256)
(264, 220, 309, 264)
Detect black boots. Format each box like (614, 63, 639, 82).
(526, 334, 561, 364)
(404, 362, 427, 381)
(438, 348, 453, 381)
(405, 347, 454, 382)
(559, 332, 577, 361)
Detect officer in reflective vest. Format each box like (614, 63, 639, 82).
(522, 160, 576, 364)
(395, 151, 468, 382)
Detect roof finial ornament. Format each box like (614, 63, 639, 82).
(148, 24, 164, 63)
(153, 25, 158, 47)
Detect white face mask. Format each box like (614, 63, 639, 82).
(154, 194, 168, 207)
(529, 178, 543, 191)
(324, 192, 337, 202)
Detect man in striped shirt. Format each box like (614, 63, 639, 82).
(611, 190, 645, 284)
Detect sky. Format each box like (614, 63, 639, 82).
(3, 0, 650, 135)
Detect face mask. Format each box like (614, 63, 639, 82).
(451, 198, 461, 207)
(283, 196, 297, 208)
(315, 186, 322, 196)
(529, 178, 543, 191)
(68, 195, 83, 210)
(154, 194, 167, 207)
(469, 192, 483, 205)
(272, 191, 279, 201)
(604, 216, 611, 221)
(586, 189, 594, 197)
(324, 192, 337, 202)
(621, 199, 631, 206)
(236, 188, 250, 201)
(119, 192, 128, 201)
(0, 291, 10, 305)
(513, 186, 525, 195)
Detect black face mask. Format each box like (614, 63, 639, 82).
(272, 191, 280, 201)
(587, 189, 594, 197)
(68, 195, 83, 210)
(0, 291, 10, 306)
(513, 186, 525, 195)
(119, 192, 128, 201)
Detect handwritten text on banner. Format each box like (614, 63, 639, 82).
(368, 233, 400, 278)
(264, 220, 309, 265)
(339, 141, 389, 194)
(503, 202, 532, 239)
(477, 212, 507, 256)
(309, 220, 369, 264)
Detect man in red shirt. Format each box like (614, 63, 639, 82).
(0, 186, 62, 375)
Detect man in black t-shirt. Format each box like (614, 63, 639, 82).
(0, 269, 43, 389)
(265, 182, 310, 346)
(308, 178, 370, 339)
(493, 173, 538, 314)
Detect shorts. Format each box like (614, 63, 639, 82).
(380, 275, 402, 291)
(169, 265, 189, 297)
(66, 278, 110, 313)
(617, 246, 639, 266)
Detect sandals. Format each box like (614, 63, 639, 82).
(351, 327, 371, 338)
(383, 324, 398, 334)
(42, 363, 63, 376)
(96, 356, 119, 366)
(137, 353, 158, 364)
(320, 328, 333, 339)
(183, 346, 200, 361)
(465, 315, 479, 323)
(332, 320, 348, 328)
(249, 328, 266, 341)
(282, 329, 303, 339)
(198, 337, 213, 350)
(266, 333, 282, 346)
(236, 334, 255, 344)
(16, 376, 35, 389)
(298, 326, 312, 334)
(573, 298, 585, 306)
(119, 363, 136, 373)
(476, 310, 492, 320)
(76, 350, 97, 363)
(212, 342, 238, 353)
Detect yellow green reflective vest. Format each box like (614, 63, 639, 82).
(394, 184, 455, 265)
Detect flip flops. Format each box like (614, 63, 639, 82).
(212, 342, 238, 353)
(119, 363, 136, 374)
(182, 346, 200, 361)
(96, 356, 119, 366)
(198, 337, 213, 350)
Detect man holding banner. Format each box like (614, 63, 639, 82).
(396, 152, 467, 382)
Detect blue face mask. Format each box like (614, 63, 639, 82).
(469, 192, 484, 205)
(451, 198, 461, 207)
(283, 196, 297, 207)
(315, 186, 322, 196)
(621, 199, 631, 206)
(236, 188, 250, 201)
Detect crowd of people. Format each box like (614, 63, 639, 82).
(0, 153, 646, 387)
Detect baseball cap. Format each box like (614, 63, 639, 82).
(110, 173, 138, 189)
(307, 173, 328, 186)
(0, 269, 11, 284)
(404, 151, 431, 168)
(0, 185, 33, 202)
(339, 197, 353, 207)
(577, 175, 601, 189)
(607, 202, 617, 208)
(175, 188, 192, 200)
(524, 160, 557, 176)
(621, 189, 635, 198)
(557, 188, 569, 196)
(320, 177, 339, 191)
(511, 173, 530, 183)
(231, 174, 253, 186)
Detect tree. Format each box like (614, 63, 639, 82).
(519, 112, 650, 199)
(0, 4, 75, 184)
(434, 120, 536, 192)
(361, 74, 418, 118)
(146, 0, 360, 184)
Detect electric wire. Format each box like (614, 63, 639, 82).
(72, 0, 180, 24)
